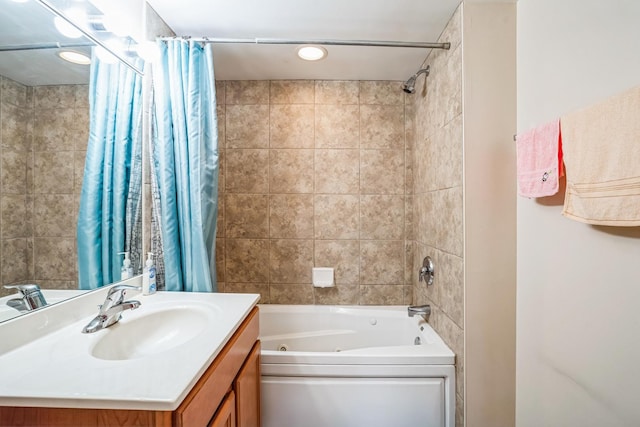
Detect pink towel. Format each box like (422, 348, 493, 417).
(516, 119, 564, 198)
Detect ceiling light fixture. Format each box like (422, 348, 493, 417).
(53, 8, 87, 39)
(58, 50, 91, 65)
(54, 16, 83, 38)
(296, 45, 327, 61)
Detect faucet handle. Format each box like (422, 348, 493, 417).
(104, 284, 142, 306)
(4, 284, 47, 310)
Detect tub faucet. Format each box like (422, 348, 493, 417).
(408, 305, 431, 322)
(4, 284, 47, 311)
(82, 285, 141, 334)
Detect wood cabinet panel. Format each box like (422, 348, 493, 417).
(0, 306, 260, 427)
(208, 391, 236, 427)
(235, 341, 261, 427)
(175, 307, 259, 427)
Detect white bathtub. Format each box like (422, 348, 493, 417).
(258, 305, 456, 427)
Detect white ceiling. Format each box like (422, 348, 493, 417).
(146, 0, 463, 81)
(0, 0, 463, 86)
(0, 0, 92, 86)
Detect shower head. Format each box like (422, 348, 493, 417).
(402, 66, 430, 94)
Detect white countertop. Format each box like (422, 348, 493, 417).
(0, 282, 259, 411)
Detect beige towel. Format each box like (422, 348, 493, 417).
(561, 86, 640, 226)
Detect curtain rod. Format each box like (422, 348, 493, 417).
(158, 37, 451, 50)
(0, 42, 94, 53)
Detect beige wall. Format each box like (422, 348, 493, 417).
(216, 80, 413, 305)
(410, 4, 465, 426)
(0, 77, 88, 295)
(517, 1, 640, 426)
(463, 2, 516, 427)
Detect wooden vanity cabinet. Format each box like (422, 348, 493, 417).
(0, 306, 261, 427)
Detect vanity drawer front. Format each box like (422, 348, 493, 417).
(174, 307, 259, 427)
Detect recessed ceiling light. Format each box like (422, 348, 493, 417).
(296, 45, 327, 61)
(58, 50, 91, 65)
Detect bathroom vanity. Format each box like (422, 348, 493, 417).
(0, 280, 260, 427)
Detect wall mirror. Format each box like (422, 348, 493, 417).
(0, 0, 143, 322)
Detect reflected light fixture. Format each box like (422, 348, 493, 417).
(296, 45, 327, 61)
(54, 16, 83, 38)
(58, 50, 91, 65)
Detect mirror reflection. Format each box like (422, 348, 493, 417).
(0, 0, 143, 322)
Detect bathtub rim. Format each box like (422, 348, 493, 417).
(258, 304, 455, 365)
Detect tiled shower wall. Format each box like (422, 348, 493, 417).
(0, 76, 88, 296)
(215, 80, 413, 305)
(409, 5, 464, 427)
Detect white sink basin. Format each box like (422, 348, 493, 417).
(91, 303, 218, 361)
(0, 282, 259, 411)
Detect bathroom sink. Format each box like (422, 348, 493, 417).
(91, 304, 216, 361)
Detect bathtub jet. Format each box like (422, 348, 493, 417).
(402, 65, 430, 94)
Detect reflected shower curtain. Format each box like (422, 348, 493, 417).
(77, 55, 143, 290)
(150, 40, 219, 292)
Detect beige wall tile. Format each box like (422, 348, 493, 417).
(360, 240, 404, 285)
(430, 306, 464, 399)
(314, 239, 359, 284)
(438, 250, 464, 328)
(226, 105, 269, 148)
(33, 108, 75, 151)
(270, 239, 313, 283)
(1, 195, 30, 238)
(34, 86, 76, 109)
(314, 285, 359, 305)
(225, 239, 269, 283)
(215, 238, 225, 283)
(359, 284, 404, 305)
(1, 151, 28, 194)
(225, 149, 269, 193)
(33, 194, 76, 237)
(269, 149, 314, 193)
(216, 194, 225, 238)
(435, 114, 463, 189)
(360, 195, 404, 240)
(314, 195, 359, 239)
(225, 194, 269, 238)
(1, 77, 27, 107)
(360, 149, 404, 194)
(74, 151, 86, 195)
(74, 85, 89, 110)
(34, 151, 74, 194)
(216, 104, 226, 148)
(360, 81, 405, 105)
(225, 80, 269, 104)
(215, 81, 226, 105)
(33, 237, 76, 280)
(270, 104, 314, 148)
(315, 81, 359, 104)
(360, 105, 405, 149)
(314, 149, 359, 194)
(1, 103, 29, 151)
(225, 283, 270, 304)
(314, 104, 359, 148)
(436, 186, 463, 257)
(270, 283, 314, 304)
(1, 238, 29, 284)
(269, 194, 314, 238)
(270, 81, 314, 104)
(73, 107, 90, 151)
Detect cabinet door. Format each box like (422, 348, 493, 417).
(209, 391, 236, 427)
(234, 341, 261, 427)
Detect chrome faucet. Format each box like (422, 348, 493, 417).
(408, 304, 431, 322)
(82, 285, 141, 334)
(4, 284, 47, 311)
